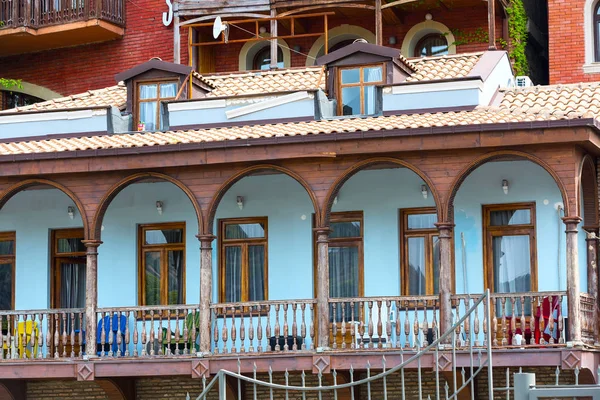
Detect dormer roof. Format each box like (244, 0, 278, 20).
(114, 58, 195, 83)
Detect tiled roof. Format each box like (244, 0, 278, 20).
(202, 67, 326, 97)
(0, 105, 591, 157)
(2, 83, 127, 113)
(498, 82, 600, 115)
(406, 52, 483, 82)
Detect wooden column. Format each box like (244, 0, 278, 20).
(375, 0, 382, 46)
(487, 0, 496, 49)
(585, 230, 599, 341)
(197, 234, 216, 355)
(563, 216, 582, 344)
(83, 240, 102, 357)
(270, 8, 278, 69)
(435, 222, 454, 337)
(315, 227, 330, 349)
(173, 12, 180, 64)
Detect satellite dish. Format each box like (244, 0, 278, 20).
(213, 16, 228, 40)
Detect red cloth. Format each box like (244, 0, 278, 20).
(506, 296, 560, 345)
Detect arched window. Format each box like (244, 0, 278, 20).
(595, 2, 600, 61)
(1, 91, 42, 110)
(414, 33, 448, 57)
(329, 39, 357, 53)
(252, 46, 284, 70)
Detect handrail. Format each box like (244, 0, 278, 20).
(0, 308, 85, 315)
(210, 299, 316, 309)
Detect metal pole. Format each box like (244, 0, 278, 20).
(513, 373, 535, 400)
(485, 289, 494, 399)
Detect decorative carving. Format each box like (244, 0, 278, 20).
(192, 360, 210, 378)
(77, 363, 95, 381)
(561, 351, 581, 369)
(436, 353, 452, 371)
(312, 355, 331, 374)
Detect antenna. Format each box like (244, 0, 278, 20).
(213, 16, 228, 42)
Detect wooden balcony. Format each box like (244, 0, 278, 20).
(0, 0, 124, 56)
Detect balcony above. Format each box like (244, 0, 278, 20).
(0, 0, 124, 56)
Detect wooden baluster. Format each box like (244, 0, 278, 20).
(229, 306, 236, 353)
(132, 312, 139, 357)
(182, 308, 188, 356)
(547, 297, 555, 345)
(368, 301, 374, 348)
(358, 302, 365, 349)
(27, 314, 35, 360)
(413, 302, 419, 349)
(292, 303, 298, 351)
(519, 296, 526, 346)
(491, 297, 498, 347)
(174, 310, 181, 356)
(107, 312, 114, 357)
(537, 297, 546, 345)
(482, 298, 488, 347)
(462, 298, 470, 347)
(331, 303, 337, 350)
(309, 303, 315, 350)
(283, 303, 289, 351)
(54, 313, 60, 359)
(0, 315, 4, 360)
(141, 312, 147, 357)
(266, 305, 272, 352)
(165, 311, 172, 356)
(61, 312, 68, 358)
(376, 300, 383, 349)
(350, 302, 356, 350)
(248, 307, 254, 353)
(340, 302, 346, 350)
(239, 307, 245, 353)
(455, 299, 463, 348)
(20, 314, 27, 359)
(6, 315, 12, 359)
(274, 304, 280, 351)
(46, 315, 52, 359)
(510, 297, 516, 346)
(257, 307, 263, 353)
(386, 300, 392, 348)
(395, 301, 401, 348)
(474, 298, 480, 347)
(189, 309, 196, 355)
(115, 311, 122, 357)
(213, 309, 220, 353)
(221, 307, 229, 353)
(558, 295, 565, 344)
(422, 300, 429, 347)
(148, 310, 155, 356)
(124, 311, 130, 357)
(500, 297, 507, 347)
(300, 303, 307, 350)
(404, 301, 410, 349)
(78, 312, 84, 358)
(69, 312, 75, 358)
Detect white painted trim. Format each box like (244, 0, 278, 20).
(2, 81, 62, 100)
(400, 20, 456, 58)
(168, 99, 227, 112)
(305, 25, 376, 66)
(225, 91, 311, 119)
(583, 63, 600, 74)
(238, 34, 292, 71)
(390, 79, 483, 95)
(0, 109, 103, 124)
(584, 0, 597, 66)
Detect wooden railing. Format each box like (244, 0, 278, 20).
(327, 296, 440, 350)
(0, 308, 85, 360)
(0, 0, 124, 29)
(210, 299, 316, 354)
(579, 293, 597, 344)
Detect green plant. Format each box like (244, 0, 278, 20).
(447, 28, 489, 46)
(506, 0, 529, 76)
(0, 78, 20, 90)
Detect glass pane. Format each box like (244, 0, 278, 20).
(168, 250, 184, 305)
(363, 86, 377, 115)
(341, 68, 360, 84)
(248, 245, 265, 301)
(0, 240, 14, 256)
(57, 238, 85, 253)
(492, 235, 532, 316)
(407, 213, 438, 229)
(139, 84, 157, 100)
(363, 67, 382, 83)
(330, 221, 361, 238)
(407, 237, 426, 295)
(59, 261, 86, 309)
(490, 209, 531, 226)
(139, 101, 157, 131)
(432, 236, 440, 294)
(160, 83, 177, 98)
(224, 247, 242, 302)
(145, 229, 184, 245)
(224, 223, 265, 239)
(341, 87, 361, 115)
(329, 246, 359, 323)
(0, 263, 12, 310)
(416, 35, 448, 57)
(144, 252, 161, 306)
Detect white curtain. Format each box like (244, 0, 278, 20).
(408, 237, 426, 295)
(363, 67, 382, 115)
(329, 246, 359, 322)
(225, 247, 242, 302)
(248, 245, 265, 301)
(168, 250, 184, 305)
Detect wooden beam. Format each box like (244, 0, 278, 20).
(381, 0, 418, 9)
(488, 0, 496, 49)
(375, 0, 382, 45)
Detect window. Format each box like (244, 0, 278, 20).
(51, 229, 86, 309)
(136, 81, 178, 131)
(338, 64, 384, 116)
(138, 223, 186, 306)
(595, 3, 600, 62)
(0, 232, 15, 310)
(414, 34, 448, 57)
(400, 208, 440, 295)
(483, 203, 537, 299)
(1, 91, 42, 110)
(219, 218, 268, 303)
(253, 46, 284, 70)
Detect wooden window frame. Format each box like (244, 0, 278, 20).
(137, 222, 187, 307)
(134, 79, 178, 130)
(400, 207, 440, 296)
(413, 33, 448, 57)
(50, 228, 86, 309)
(337, 63, 385, 116)
(0, 231, 15, 311)
(218, 217, 269, 303)
(482, 202, 538, 293)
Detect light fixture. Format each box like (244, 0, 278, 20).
(67, 206, 75, 220)
(502, 179, 509, 195)
(389, 36, 397, 45)
(293, 44, 301, 52)
(237, 196, 244, 210)
(425, 13, 433, 20)
(421, 184, 428, 199)
(259, 26, 267, 34)
(156, 201, 163, 215)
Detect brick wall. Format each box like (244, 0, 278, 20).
(476, 367, 576, 399)
(136, 376, 220, 400)
(27, 380, 108, 399)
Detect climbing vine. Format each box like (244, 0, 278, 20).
(506, 0, 529, 76)
(0, 78, 20, 89)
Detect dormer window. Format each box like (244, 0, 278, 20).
(338, 64, 384, 116)
(137, 81, 178, 131)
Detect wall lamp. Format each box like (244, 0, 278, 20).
(156, 201, 163, 215)
(421, 184, 428, 199)
(67, 206, 75, 220)
(237, 196, 244, 210)
(502, 179, 509, 195)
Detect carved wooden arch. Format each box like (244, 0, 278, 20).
(320, 157, 442, 227)
(445, 150, 571, 223)
(0, 381, 25, 400)
(0, 179, 90, 238)
(92, 172, 203, 240)
(96, 378, 136, 400)
(579, 154, 599, 229)
(205, 164, 320, 234)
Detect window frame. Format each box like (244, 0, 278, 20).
(0, 231, 15, 311)
(399, 207, 440, 296)
(595, 2, 600, 62)
(413, 33, 449, 58)
(134, 79, 178, 131)
(50, 228, 86, 309)
(252, 46, 284, 70)
(137, 222, 187, 307)
(337, 63, 385, 116)
(218, 217, 269, 303)
(482, 202, 538, 293)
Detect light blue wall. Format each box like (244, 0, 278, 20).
(99, 182, 200, 307)
(0, 115, 107, 139)
(382, 88, 480, 112)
